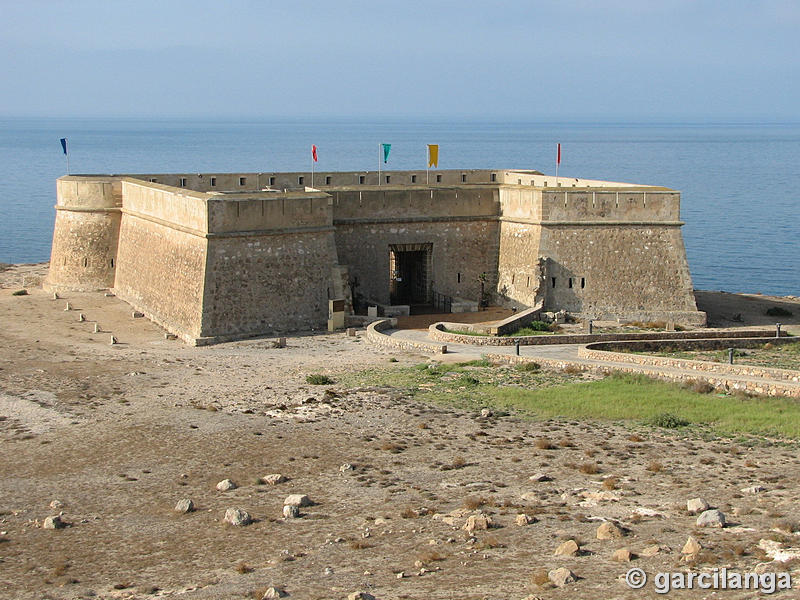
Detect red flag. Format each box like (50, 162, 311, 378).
(557, 143, 561, 165)
(312, 145, 318, 162)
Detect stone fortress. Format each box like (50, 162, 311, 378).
(44, 168, 706, 345)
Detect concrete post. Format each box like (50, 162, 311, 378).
(776, 323, 782, 338)
(515, 339, 521, 356)
(728, 348, 734, 364)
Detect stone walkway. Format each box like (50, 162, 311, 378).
(386, 328, 800, 397)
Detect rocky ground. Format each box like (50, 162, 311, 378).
(1, 264, 799, 599)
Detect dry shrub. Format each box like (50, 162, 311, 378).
(463, 496, 489, 510)
(451, 456, 467, 469)
(744, 460, 758, 468)
(534, 438, 556, 450)
(584, 448, 597, 458)
(400, 507, 418, 519)
(602, 477, 619, 490)
(646, 460, 664, 472)
(235, 562, 252, 574)
(627, 434, 644, 442)
(348, 539, 372, 550)
(417, 422, 429, 429)
(418, 549, 447, 563)
(558, 437, 575, 448)
(578, 462, 600, 474)
(563, 364, 583, 374)
(379, 441, 404, 453)
(476, 535, 504, 549)
(52, 561, 70, 576)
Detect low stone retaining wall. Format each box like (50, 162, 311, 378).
(367, 319, 447, 354)
(430, 324, 786, 347)
(579, 338, 800, 384)
(487, 353, 800, 398)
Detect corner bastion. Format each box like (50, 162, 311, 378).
(45, 168, 705, 344)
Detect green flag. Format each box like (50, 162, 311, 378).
(382, 143, 391, 163)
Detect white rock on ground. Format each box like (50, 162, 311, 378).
(548, 567, 577, 587)
(283, 505, 300, 519)
(223, 508, 252, 526)
(262, 474, 287, 485)
(696, 509, 726, 528)
(596, 521, 624, 540)
(682, 536, 702, 556)
(284, 494, 312, 507)
(462, 514, 493, 534)
(347, 593, 376, 600)
(42, 515, 66, 529)
(261, 587, 287, 598)
(554, 539, 579, 556)
(515, 513, 534, 526)
(216, 479, 237, 491)
(174, 499, 195, 513)
(686, 497, 709, 514)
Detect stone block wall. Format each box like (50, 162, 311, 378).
(201, 230, 336, 339)
(113, 213, 208, 342)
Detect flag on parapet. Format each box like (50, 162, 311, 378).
(312, 145, 318, 162)
(427, 144, 439, 168)
(60, 138, 68, 155)
(382, 143, 391, 163)
(557, 143, 561, 165)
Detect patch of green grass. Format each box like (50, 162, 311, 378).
(11, 289, 28, 296)
(647, 342, 800, 371)
(337, 365, 800, 440)
(442, 327, 489, 337)
(306, 374, 334, 385)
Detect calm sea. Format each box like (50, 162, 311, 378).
(0, 118, 797, 296)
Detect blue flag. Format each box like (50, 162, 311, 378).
(382, 143, 391, 163)
(60, 138, 68, 155)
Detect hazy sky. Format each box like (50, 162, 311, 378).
(1, 0, 798, 120)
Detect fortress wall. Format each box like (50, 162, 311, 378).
(498, 187, 542, 220)
(496, 221, 543, 308)
(334, 220, 499, 306)
(124, 170, 536, 191)
(206, 194, 331, 233)
(121, 180, 209, 232)
(200, 231, 336, 338)
(45, 177, 122, 291)
(541, 190, 681, 222)
(113, 214, 208, 342)
(539, 224, 699, 321)
(330, 187, 498, 221)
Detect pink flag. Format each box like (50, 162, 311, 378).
(312, 145, 318, 162)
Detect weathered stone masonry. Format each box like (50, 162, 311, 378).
(45, 169, 705, 344)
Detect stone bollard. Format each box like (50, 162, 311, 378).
(346, 328, 356, 337)
(110, 335, 117, 345)
(515, 339, 521, 356)
(78, 313, 86, 322)
(585, 319, 594, 334)
(666, 321, 676, 332)
(776, 323, 782, 338)
(276, 337, 286, 348)
(52, 291, 59, 300)
(728, 348, 734, 364)
(94, 323, 100, 333)
(64, 302, 71, 311)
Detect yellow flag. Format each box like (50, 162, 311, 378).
(427, 144, 439, 168)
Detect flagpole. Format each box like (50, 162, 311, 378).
(555, 143, 559, 187)
(66, 151, 71, 175)
(426, 145, 429, 185)
(311, 150, 314, 188)
(378, 143, 381, 186)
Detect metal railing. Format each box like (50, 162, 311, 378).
(432, 290, 452, 313)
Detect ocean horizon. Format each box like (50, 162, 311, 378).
(1, 117, 797, 296)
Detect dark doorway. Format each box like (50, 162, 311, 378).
(389, 244, 431, 305)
